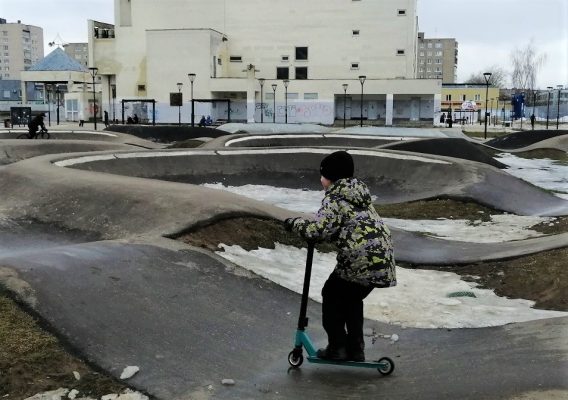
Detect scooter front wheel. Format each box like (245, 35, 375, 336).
(377, 357, 394, 375)
(288, 350, 304, 367)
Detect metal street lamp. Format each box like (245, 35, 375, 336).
(56, 85, 61, 125)
(188, 73, 196, 127)
(520, 92, 525, 130)
(358, 75, 366, 127)
(557, 85, 563, 129)
(283, 79, 290, 124)
(176, 82, 183, 125)
(483, 72, 492, 139)
(45, 84, 51, 127)
(271, 84, 277, 123)
(342, 83, 348, 128)
(258, 78, 265, 123)
(89, 67, 98, 130)
(546, 86, 553, 129)
(490, 98, 494, 127)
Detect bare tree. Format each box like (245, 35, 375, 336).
(510, 40, 546, 92)
(465, 66, 508, 88)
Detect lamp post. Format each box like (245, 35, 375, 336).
(188, 73, 196, 127)
(532, 90, 537, 126)
(46, 84, 51, 127)
(176, 82, 183, 125)
(258, 78, 265, 123)
(520, 92, 525, 130)
(358, 75, 366, 127)
(56, 86, 61, 125)
(88, 67, 98, 130)
(483, 72, 492, 139)
(271, 84, 277, 123)
(283, 79, 289, 124)
(490, 98, 494, 127)
(557, 85, 563, 129)
(546, 86, 553, 129)
(342, 83, 348, 128)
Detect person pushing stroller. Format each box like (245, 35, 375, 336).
(285, 151, 396, 362)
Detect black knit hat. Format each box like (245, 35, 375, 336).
(320, 151, 354, 181)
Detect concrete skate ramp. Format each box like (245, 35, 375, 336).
(56, 148, 568, 216)
(485, 130, 568, 150)
(0, 140, 137, 165)
(218, 122, 333, 134)
(108, 125, 227, 142)
(379, 138, 507, 168)
(202, 133, 401, 149)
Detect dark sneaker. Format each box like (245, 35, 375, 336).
(347, 351, 365, 362)
(316, 346, 348, 361)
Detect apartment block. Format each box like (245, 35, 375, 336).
(0, 18, 44, 80)
(64, 43, 89, 68)
(417, 32, 457, 83)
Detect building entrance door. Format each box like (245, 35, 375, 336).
(410, 97, 420, 121)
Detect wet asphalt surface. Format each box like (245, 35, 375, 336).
(1, 220, 567, 399)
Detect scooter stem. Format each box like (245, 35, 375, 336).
(297, 241, 315, 331)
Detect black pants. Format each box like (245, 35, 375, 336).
(321, 272, 373, 352)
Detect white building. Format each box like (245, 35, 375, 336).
(90, 0, 441, 125)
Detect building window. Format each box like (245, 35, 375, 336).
(435, 43, 442, 48)
(419, 59, 425, 64)
(419, 67, 424, 72)
(281, 55, 289, 62)
(230, 56, 242, 62)
(137, 84, 146, 91)
(397, 49, 405, 55)
(295, 47, 308, 61)
(475, 94, 481, 101)
(398, 9, 407, 15)
(419, 51, 424, 56)
(304, 93, 318, 100)
(295, 67, 308, 79)
(446, 94, 452, 101)
(420, 43, 425, 48)
(435, 67, 441, 72)
(436, 50, 443, 56)
(351, 62, 359, 70)
(277, 67, 289, 79)
(427, 59, 432, 64)
(352, 30, 360, 36)
(3, 90, 9, 98)
(435, 59, 441, 64)
(427, 51, 432, 56)
(427, 43, 433, 48)
(427, 67, 431, 72)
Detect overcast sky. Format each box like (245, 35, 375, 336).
(1, 0, 566, 88)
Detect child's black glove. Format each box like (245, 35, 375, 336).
(284, 217, 298, 232)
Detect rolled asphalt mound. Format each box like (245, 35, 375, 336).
(485, 130, 568, 150)
(106, 124, 227, 142)
(379, 137, 506, 168)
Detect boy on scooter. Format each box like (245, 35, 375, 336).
(285, 151, 396, 362)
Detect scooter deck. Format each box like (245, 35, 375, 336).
(306, 356, 384, 369)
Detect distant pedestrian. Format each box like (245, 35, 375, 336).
(198, 115, 206, 127)
(104, 110, 109, 127)
(440, 113, 446, 124)
(133, 114, 139, 124)
(78, 109, 85, 127)
(530, 114, 536, 130)
(447, 114, 453, 128)
(205, 115, 213, 126)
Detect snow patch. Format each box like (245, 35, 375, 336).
(217, 243, 567, 329)
(119, 366, 139, 379)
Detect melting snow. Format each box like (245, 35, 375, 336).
(217, 243, 567, 329)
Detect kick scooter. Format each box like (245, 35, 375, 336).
(287, 241, 395, 375)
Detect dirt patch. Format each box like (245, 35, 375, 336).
(514, 148, 568, 163)
(0, 287, 130, 399)
(411, 246, 568, 311)
(531, 216, 568, 235)
(177, 216, 568, 311)
(375, 198, 500, 222)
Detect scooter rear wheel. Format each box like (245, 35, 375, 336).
(288, 351, 304, 367)
(377, 357, 394, 375)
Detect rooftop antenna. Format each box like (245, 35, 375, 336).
(48, 33, 68, 48)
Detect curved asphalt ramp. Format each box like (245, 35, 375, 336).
(202, 133, 401, 149)
(56, 147, 568, 216)
(0, 140, 137, 165)
(485, 130, 568, 150)
(107, 125, 227, 142)
(379, 138, 506, 168)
